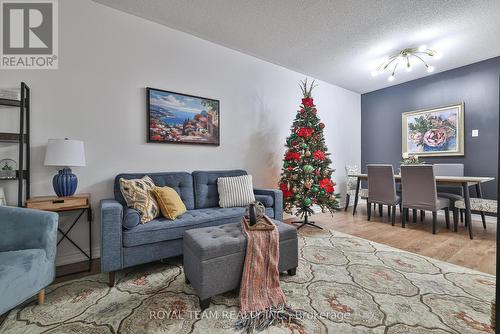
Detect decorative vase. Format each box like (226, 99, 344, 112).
(52, 167, 78, 197)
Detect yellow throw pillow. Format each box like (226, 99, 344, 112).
(151, 186, 187, 220)
(119, 176, 160, 224)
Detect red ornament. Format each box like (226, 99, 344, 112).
(314, 169, 321, 176)
(319, 178, 335, 193)
(313, 150, 326, 161)
(302, 97, 315, 107)
(287, 166, 294, 171)
(285, 151, 301, 161)
(299, 108, 306, 113)
(283, 190, 294, 198)
(312, 108, 317, 113)
(297, 127, 313, 138)
(319, 122, 325, 129)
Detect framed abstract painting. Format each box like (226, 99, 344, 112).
(402, 103, 464, 157)
(147, 87, 220, 145)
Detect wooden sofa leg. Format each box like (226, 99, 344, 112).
(287, 267, 297, 276)
(37, 289, 45, 305)
(108, 272, 115, 287)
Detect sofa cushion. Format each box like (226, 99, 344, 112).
(217, 175, 256, 208)
(192, 170, 247, 209)
(123, 208, 141, 229)
(115, 172, 195, 210)
(119, 176, 160, 224)
(122, 207, 274, 247)
(254, 194, 274, 207)
(0, 249, 53, 314)
(183, 220, 296, 261)
(151, 186, 187, 220)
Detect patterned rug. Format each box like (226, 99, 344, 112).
(0, 227, 495, 334)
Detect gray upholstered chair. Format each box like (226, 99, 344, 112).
(344, 165, 368, 213)
(401, 165, 450, 234)
(367, 164, 400, 226)
(433, 163, 487, 230)
(0, 206, 58, 315)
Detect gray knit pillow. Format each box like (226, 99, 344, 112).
(217, 175, 256, 208)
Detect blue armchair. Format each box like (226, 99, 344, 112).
(0, 206, 58, 315)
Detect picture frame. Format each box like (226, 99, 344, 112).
(147, 87, 220, 146)
(402, 103, 464, 157)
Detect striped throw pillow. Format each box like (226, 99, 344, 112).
(217, 175, 256, 208)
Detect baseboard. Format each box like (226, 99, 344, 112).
(56, 246, 101, 266)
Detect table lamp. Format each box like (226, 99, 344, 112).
(44, 138, 86, 197)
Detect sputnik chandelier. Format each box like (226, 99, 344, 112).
(371, 45, 440, 81)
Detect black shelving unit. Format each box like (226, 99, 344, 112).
(0, 82, 30, 206)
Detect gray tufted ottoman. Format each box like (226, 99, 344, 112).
(183, 220, 298, 310)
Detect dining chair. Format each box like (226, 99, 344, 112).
(433, 163, 465, 222)
(344, 165, 368, 214)
(401, 165, 450, 234)
(367, 164, 400, 226)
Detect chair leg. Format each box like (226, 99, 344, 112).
(399, 203, 402, 212)
(344, 194, 350, 211)
(37, 289, 45, 305)
(420, 210, 425, 222)
(453, 208, 458, 232)
(108, 272, 115, 287)
(402, 208, 406, 228)
(391, 205, 396, 226)
(481, 211, 487, 229)
(432, 211, 437, 234)
(460, 209, 464, 223)
(388, 205, 391, 217)
(378, 204, 383, 216)
(367, 201, 371, 221)
(444, 208, 450, 229)
(412, 209, 417, 223)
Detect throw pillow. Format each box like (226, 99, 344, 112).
(151, 186, 187, 220)
(119, 176, 160, 224)
(217, 174, 256, 208)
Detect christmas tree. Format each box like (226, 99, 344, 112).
(278, 79, 340, 228)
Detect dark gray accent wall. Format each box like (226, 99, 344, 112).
(361, 57, 500, 199)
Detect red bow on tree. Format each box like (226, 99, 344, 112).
(297, 127, 313, 138)
(285, 151, 301, 161)
(313, 150, 326, 161)
(302, 97, 314, 107)
(319, 178, 335, 193)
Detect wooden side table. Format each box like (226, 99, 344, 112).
(27, 193, 92, 277)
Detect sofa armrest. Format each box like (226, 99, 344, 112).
(0, 206, 58, 262)
(253, 188, 283, 221)
(100, 199, 124, 273)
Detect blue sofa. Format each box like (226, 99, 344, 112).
(100, 170, 283, 286)
(0, 206, 58, 315)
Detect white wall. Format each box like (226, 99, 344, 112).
(0, 0, 361, 265)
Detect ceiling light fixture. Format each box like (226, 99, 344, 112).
(373, 46, 438, 81)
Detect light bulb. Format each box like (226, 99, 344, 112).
(371, 70, 378, 77)
(427, 65, 435, 73)
(388, 75, 395, 82)
(418, 45, 427, 52)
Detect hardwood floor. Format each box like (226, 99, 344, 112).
(285, 205, 496, 275)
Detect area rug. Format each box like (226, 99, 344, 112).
(0, 228, 495, 334)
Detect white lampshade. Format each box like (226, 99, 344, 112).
(44, 139, 86, 167)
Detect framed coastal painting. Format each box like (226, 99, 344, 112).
(402, 103, 464, 157)
(147, 87, 220, 145)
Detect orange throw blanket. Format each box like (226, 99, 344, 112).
(236, 217, 301, 332)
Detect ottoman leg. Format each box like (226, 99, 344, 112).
(199, 298, 210, 311)
(185, 276, 190, 284)
(287, 268, 297, 276)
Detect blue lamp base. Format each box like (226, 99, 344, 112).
(53, 167, 78, 197)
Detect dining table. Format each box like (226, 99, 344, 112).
(348, 173, 495, 239)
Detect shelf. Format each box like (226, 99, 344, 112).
(0, 132, 28, 143)
(0, 170, 28, 180)
(0, 98, 21, 107)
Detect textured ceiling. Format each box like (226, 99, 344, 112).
(93, 0, 500, 93)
